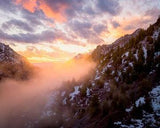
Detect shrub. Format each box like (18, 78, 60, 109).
(89, 95, 99, 116)
(79, 86, 87, 97)
(104, 68, 111, 77)
(155, 33, 160, 52)
(146, 24, 154, 36)
(147, 36, 153, 44)
(102, 100, 111, 116)
(138, 78, 152, 95)
(95, 78, 105, 88)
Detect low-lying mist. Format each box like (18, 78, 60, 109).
(0, 59, 96, 128)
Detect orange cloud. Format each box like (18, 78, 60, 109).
(15, 0, 37, 13)
(13, 0, 67, 22)
(39, 1, 67, 22)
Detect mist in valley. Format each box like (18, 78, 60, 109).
(0, 59, 95, 128)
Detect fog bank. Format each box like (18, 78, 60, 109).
(0, 59, 95, 128)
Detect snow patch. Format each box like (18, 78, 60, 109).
(135, 97, 145, 107)
(131, 119, 144, 128)
(149, 85, 160, 116)
(142, 46, 147, 60)
(111, 70, 115, 75)
(125, 106, 133, 112)
(118, 71, 121, 76)
(86, 88, 90, 96)
(107, 64, 112, 68)
(91, 81, 95, 86)
(95, 76, 100, 80)
(95, 70, 100, 80)
(63, 98, 67, 105)
(114, 121, 122, 125)
(70, 86, 80, 101)
(154, 51, 160, 58)
(134, 50, 138, 60)
(125, 51, 129, 57)
(129, 62, 133, 67)
(152, 30, 159, 40)
(61, 91, 66, 97)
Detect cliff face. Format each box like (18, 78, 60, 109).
(0, 42, 33, 81)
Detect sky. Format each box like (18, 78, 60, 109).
(0, 0, 159, 63)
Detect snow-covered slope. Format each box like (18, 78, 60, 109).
(0, 42, 22, 63)
(0, 42, 33, 80)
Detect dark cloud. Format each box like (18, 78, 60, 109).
(42, 0, 85, 19)
(22, 10, 45, 26)
(0, 0, 54, 28)
(0, 0, 17, 12)
(19, 5, 55, 28)
(43, 0, 80, 12)
(70, 20, 92, 31)
(41, 0, 121, 20)
(83, 7, 95, 15)
(0, 27, 86, 45)
(96, 0, 121, 15)
(2, 19, 34, 32)
(69, 20, 93, 38)
(0, 0, 55, 33)
(69, 20, 105, 44)
(93, 24, 107, 34)
(111, 21, 120, 28)
(0, 29, 65, 43)
(0, 0, 127, 46)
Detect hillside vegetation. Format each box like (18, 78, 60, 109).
(35, 17, 160, 128)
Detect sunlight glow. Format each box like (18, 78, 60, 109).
(28, 56, 70, 63)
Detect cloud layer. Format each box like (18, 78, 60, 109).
(0, 0, 159, 62)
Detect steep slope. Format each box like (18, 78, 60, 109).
(91, 28, 142, 62)
(35, 17, 160, 128)
(0, 42, 33, 81)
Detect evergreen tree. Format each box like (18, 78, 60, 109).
(89, 95, 99, 116)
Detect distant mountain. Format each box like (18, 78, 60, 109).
(32, 17, 160, 128)
(0, 42, 33, 81)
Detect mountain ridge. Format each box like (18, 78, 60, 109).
(0, 42, 33, 81)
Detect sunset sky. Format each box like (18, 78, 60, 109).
(0, 0, 160, 63)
